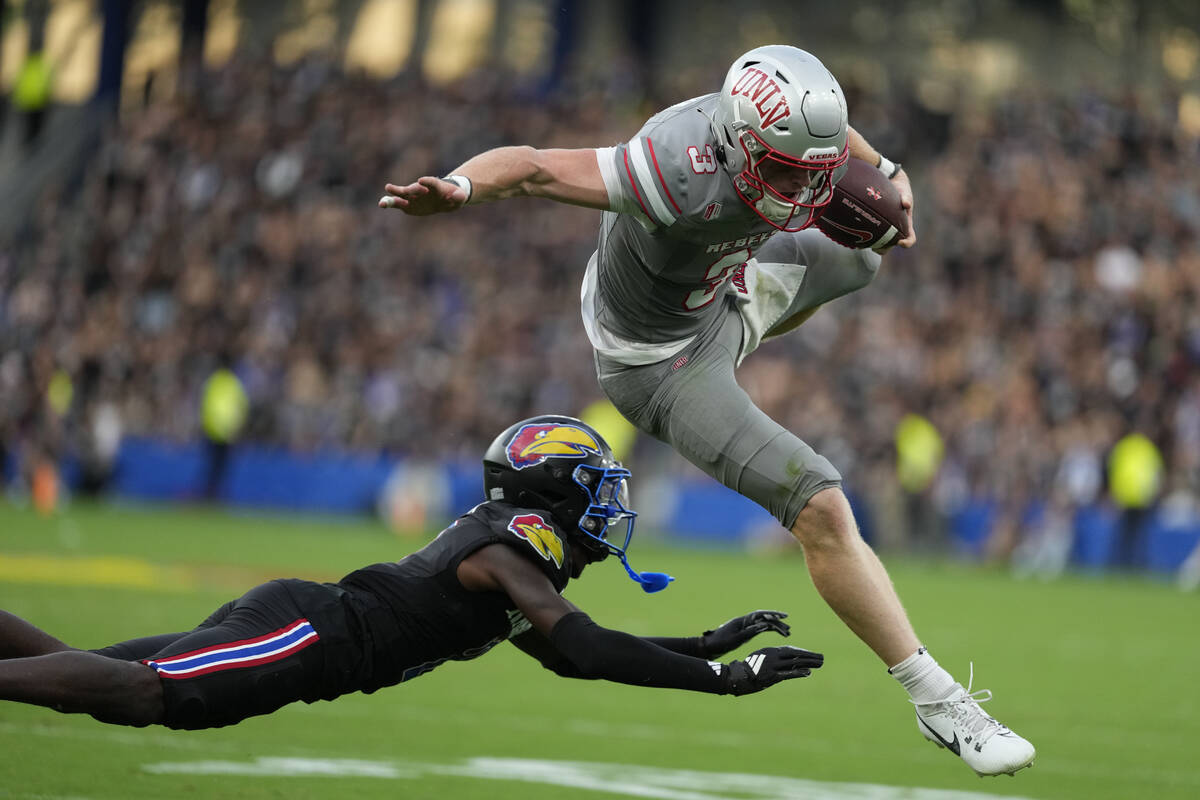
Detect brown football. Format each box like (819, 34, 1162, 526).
(815, 158, 907, 251)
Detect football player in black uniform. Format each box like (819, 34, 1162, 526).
(0, 415, 823, 730)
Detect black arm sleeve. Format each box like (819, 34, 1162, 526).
(641, 636, 706, 658)
(548, 612, 727, 694)
(509, 630, 590, 679)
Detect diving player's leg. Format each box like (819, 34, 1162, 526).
(90, 598, 238, 662)
(0, 601, 241, 725)
(0, 610, 76, 658)
(0, 650, 163, 726)
(92, 633, 192, 662)
(0, 602, 234, 725)
(0, 612, 156, 724)
(85, 597, 240, 662)
(1, 597, 240, 662)
(143, 580, 342, 730)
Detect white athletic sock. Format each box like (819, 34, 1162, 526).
(888, 646, 957, 704)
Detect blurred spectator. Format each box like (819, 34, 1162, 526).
(1107, 430, 1165, 569)
(894, 412, 945, 553)
(200, 354, 249, 500)
(12, 49, 51, 148)
(75, 358, 124, 497)
(12, 0, 51, 151)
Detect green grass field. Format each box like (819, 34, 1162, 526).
(0, 501, 1196, 800)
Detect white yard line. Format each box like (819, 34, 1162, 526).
(139, 756, 1044, 800)
(10, 714, 1197, 790)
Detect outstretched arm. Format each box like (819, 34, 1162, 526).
(547, 611, 819, 696)
(641, 610, 792, 659)
(847, 125, 916, 248)
(462, 544, 821, 695)
(379, 147, 611, 216)
(514, 609, 789, 670)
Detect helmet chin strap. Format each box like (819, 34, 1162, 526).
(616, 551, 674, 593)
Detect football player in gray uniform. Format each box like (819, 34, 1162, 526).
(380, 45, 1035, 777)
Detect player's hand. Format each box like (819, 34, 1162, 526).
(723, 646, 824, 696)
(378, 176, 468, 216)
(700, 610, 790, 659)
(889, 168, 917, 248)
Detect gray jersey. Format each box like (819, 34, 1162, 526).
(583, 94, 782, 365)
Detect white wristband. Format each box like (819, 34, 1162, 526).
(443, 174, 473, 203)
(876, 155, 902, 179)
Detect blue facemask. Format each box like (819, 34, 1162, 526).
(572, 463, 674, 593)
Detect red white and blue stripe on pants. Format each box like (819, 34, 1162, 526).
(143, 619, 320, 679)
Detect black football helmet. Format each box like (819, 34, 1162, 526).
(482, 415, 672, 592)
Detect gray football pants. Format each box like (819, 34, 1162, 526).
(594, 300, 842, 529)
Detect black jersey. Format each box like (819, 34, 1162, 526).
(338, 501, 575, 690)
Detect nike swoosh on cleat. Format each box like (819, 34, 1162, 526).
(917, 716, 961, 756)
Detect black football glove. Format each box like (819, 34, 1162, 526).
(700, 610, 790, 659)
(722, 646, 824, 696)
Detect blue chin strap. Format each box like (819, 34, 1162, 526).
(573, 464, 674, 593)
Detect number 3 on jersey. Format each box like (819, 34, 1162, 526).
(683, 249, 750, 311)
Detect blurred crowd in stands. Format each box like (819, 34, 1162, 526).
(3, 54, 1199, 567)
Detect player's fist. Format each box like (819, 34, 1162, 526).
(378, 176, 468, 216)
(701, 610, 790, 658)
(722, 646, 824, 696)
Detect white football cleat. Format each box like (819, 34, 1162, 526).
(912, 665, 1035, 777)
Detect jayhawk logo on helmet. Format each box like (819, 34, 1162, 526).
(505, 423, 602, 470)
(507, 513, 565, 568)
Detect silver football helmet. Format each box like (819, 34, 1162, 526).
(712, 45, 849, 231)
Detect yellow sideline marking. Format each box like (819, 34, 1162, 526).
(0, 554, 197, 592)
(0, 553, 333, 592)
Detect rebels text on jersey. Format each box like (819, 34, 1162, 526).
(337, 501, 574, 689)
(587, 94, 779, 361)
